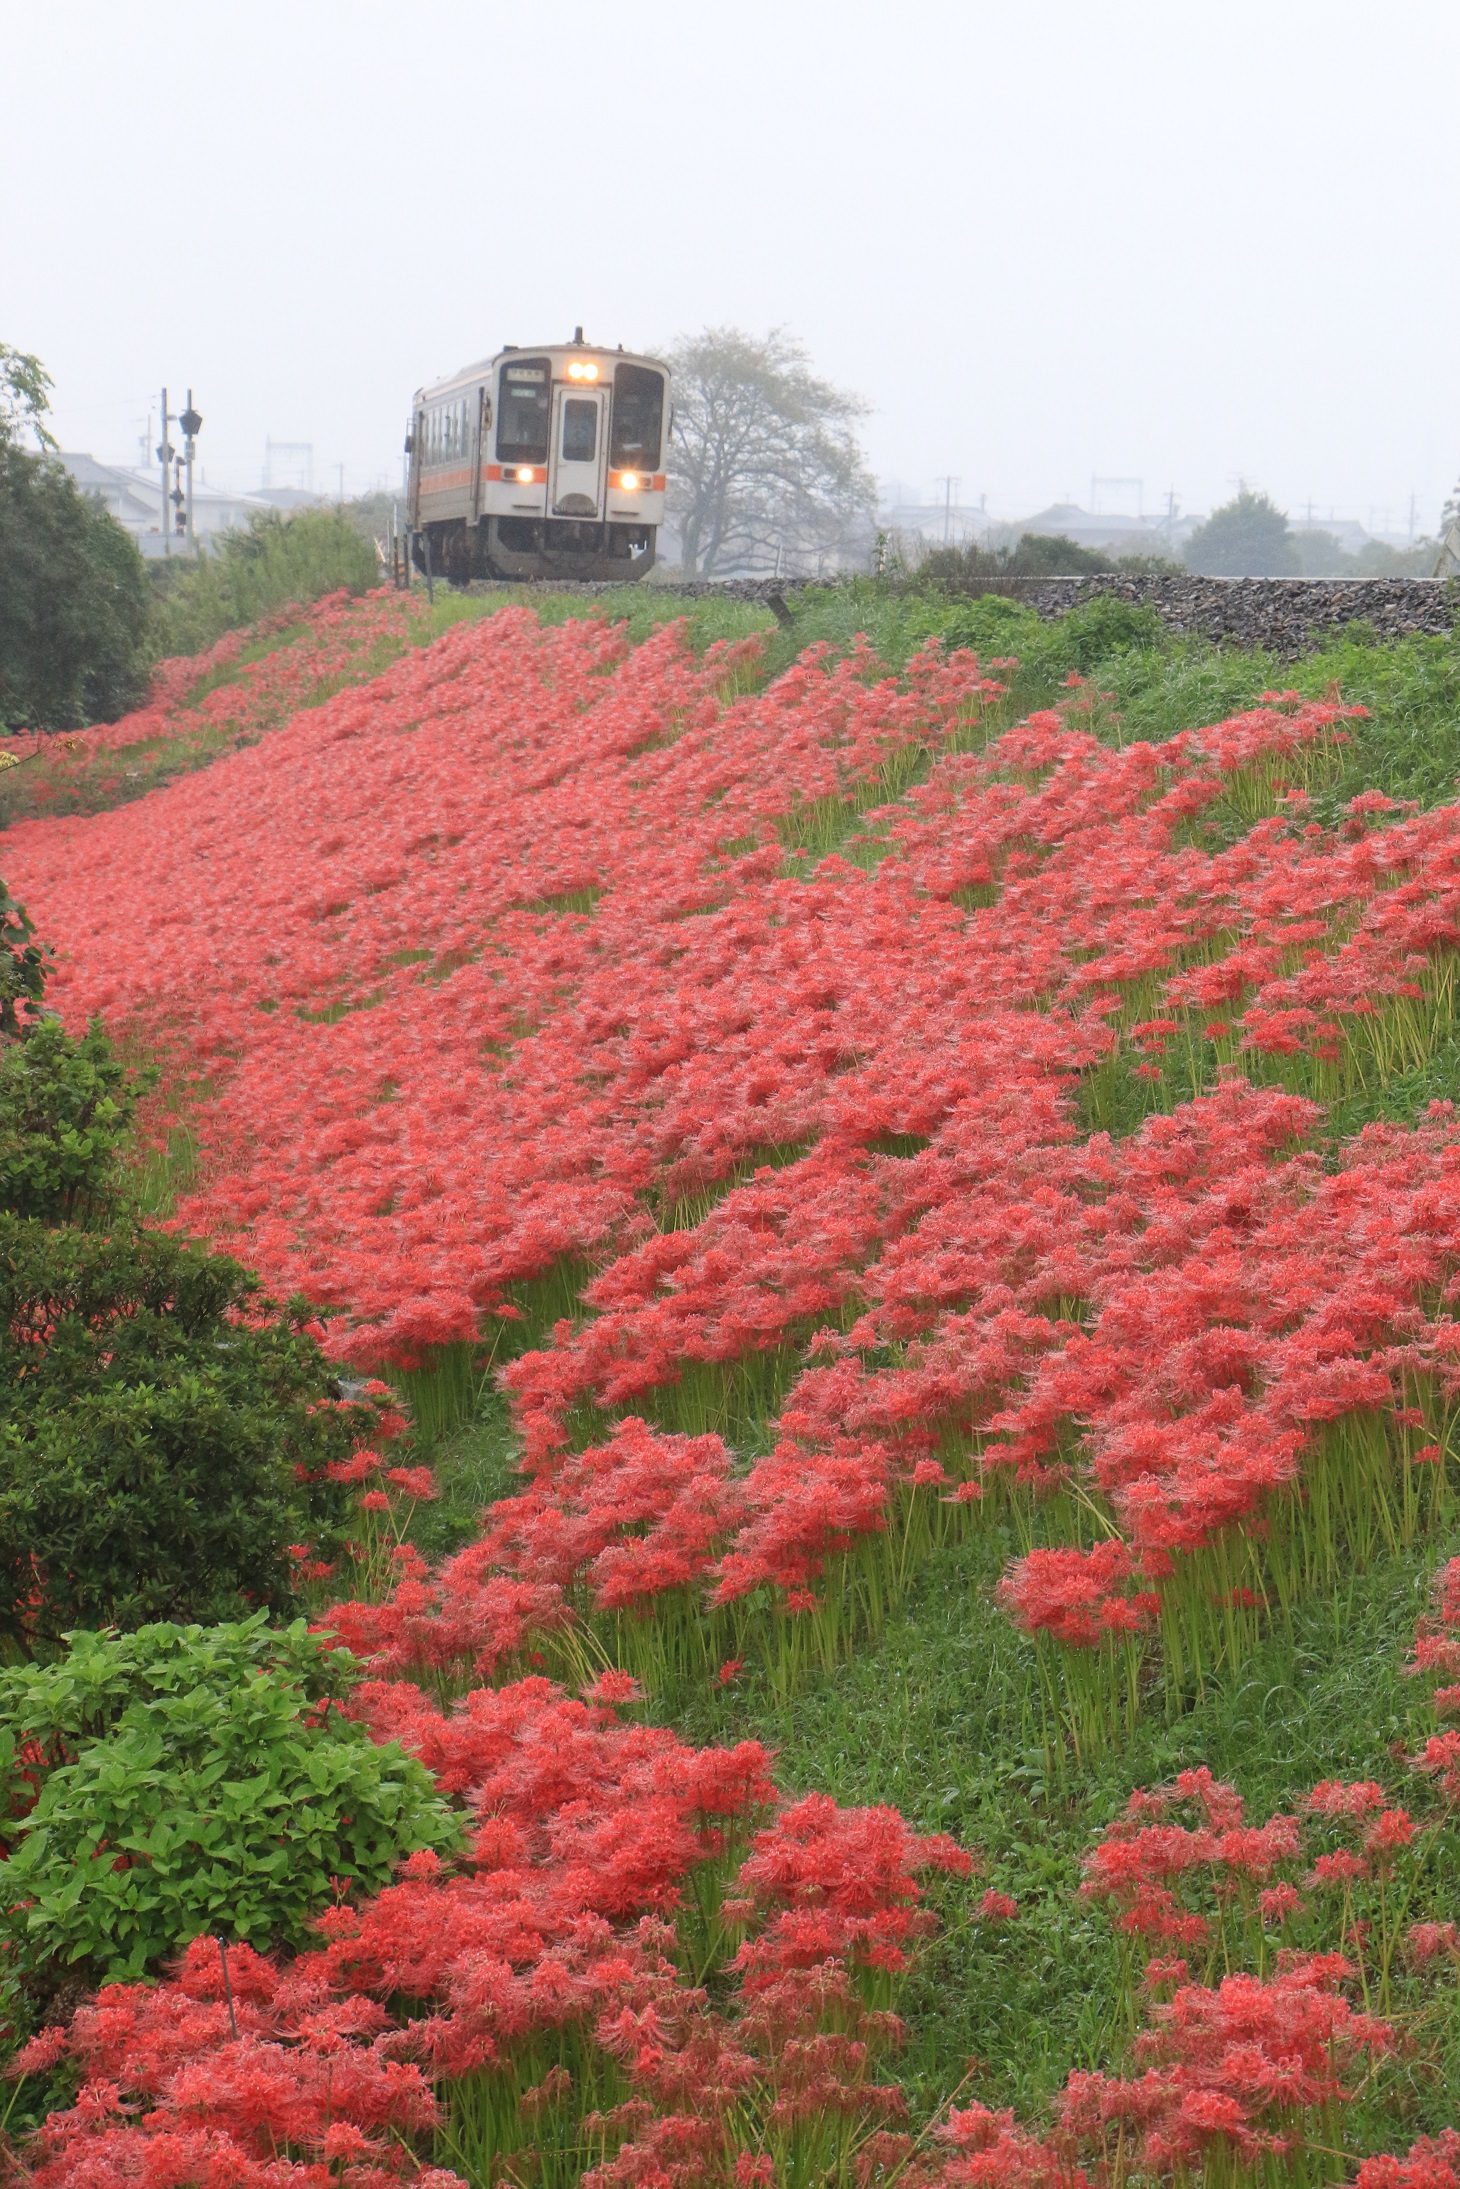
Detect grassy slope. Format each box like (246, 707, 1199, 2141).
(399, 586, 1460, 2141)
(96, 579, 1460, 2143)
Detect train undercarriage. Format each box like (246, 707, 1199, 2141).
(412, 515, 658, 586)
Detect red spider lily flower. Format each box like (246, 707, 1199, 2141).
(384, 1464, 438, 1499)
(1404, 1920, 1459, 1967)
(1356, 2133, 1460, 2189)
(978, 1890, 1019, 1922)
(583, 1670, 643, 1707)
(1309, 1849, 1369, 1887)
(1305, 1779, 1387, 1818)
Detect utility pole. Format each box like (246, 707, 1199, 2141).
(935, 475, 960, 544)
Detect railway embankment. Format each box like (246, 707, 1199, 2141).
(948, 572, 1460, 653)
(468, 571, 1460, 655)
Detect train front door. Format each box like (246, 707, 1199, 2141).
(548, 386, 607, 519)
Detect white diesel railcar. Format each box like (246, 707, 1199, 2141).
(406, 331, 669, 583)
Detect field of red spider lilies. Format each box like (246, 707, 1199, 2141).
(5, 591, 1460, 2185)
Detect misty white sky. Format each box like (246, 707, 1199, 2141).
(4, 0, 1458, 532)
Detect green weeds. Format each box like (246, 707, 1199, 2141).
(148, 508, 379, 658)
(665, 1519, 1460, 2130)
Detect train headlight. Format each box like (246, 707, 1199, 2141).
(620, 471, 639, 492)
(516, 466, 534, 483)
(566, 360, 600, 382)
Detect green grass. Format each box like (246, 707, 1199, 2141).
(400, 1384, 522, 1565)
(483, 580, 773, 655)
(660, 1515, 1460, 2134)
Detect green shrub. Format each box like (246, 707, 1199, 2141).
(0, 1219, 366, 1652)
(1020, 594, 1165, 677)
(914, 533, 1181, 588)
(0, 882, 49, 1039)
(0, 1016, 139, 1223)
(0, 1617, 460, 1985)
(150, 507, 379, 658)
(935, 595, 1042, 657)
(0, 447, 152, 732)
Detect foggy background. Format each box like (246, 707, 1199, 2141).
(3, 0, 1457, 534)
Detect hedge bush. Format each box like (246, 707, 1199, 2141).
(0, 1617, 460, 1986)
(0, 1218, 368, 1651)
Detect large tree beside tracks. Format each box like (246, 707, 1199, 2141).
(665, 326, 876, 581)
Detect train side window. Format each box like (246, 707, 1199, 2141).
(497, 358, 551, 465)
(561, 398, 598, 464)
(611, 363, 665, 471)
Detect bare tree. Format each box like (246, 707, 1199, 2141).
(665, 327, 876, 579)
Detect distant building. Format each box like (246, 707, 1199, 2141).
(878, 494, 991, 550)
(59, 452, 161, 540)
(1015, 503, 1194, 556)
(55, 454, 277, 558)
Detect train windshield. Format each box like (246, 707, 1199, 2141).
(611, 363, 665, 472)
(561, 399, 598, 463)
(497, 358, 551, 464)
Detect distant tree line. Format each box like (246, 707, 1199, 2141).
(899, 489, 1444, 588)
(1183, 488, 1439, 579)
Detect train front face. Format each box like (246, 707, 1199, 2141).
(482, 347, 669, 578)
